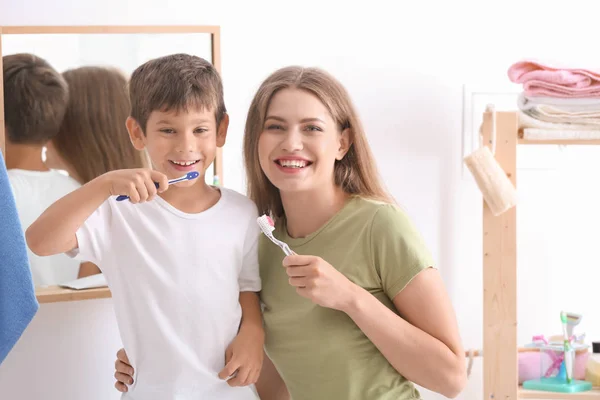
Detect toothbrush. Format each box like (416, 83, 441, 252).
(256, 214, 294, 256)
(560, 311, 574, 384)
(116, 171, 200, 201)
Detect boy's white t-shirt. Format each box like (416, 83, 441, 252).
(69, 187, 261, 400)
(8, 168, 81, 285)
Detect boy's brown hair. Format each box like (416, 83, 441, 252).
(128, 53, 226, 132)
(52, 66, 147, 184)
(3, 53, 69, 144)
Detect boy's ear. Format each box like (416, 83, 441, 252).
(216, 113, 229, 148)
(126, 117, 146, 151)
(336, 128, 353, 160)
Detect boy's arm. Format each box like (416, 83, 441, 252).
(78, 261, 102, 278)
(26, 176, 112, 256)
(218, 291, 264, 387)
(26, 169, 168, 257)
(238, 291, 263, 336)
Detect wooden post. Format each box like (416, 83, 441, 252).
(211, 27, 223, 185)
(482, 110, 518, 400)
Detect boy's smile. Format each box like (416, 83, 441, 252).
(127, 106, 227, 188)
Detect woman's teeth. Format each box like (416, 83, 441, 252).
(278, 160, 308, 168)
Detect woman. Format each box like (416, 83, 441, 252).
(114, 66, 466, 399)
(45, 66, 147, 277)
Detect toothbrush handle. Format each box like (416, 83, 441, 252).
(116, 182, 160, 201)
(282, 244, 295, 256)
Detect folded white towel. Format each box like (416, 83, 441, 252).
(518, 109, 600, 131)
(522, 128, 600, 140)
(518, 93, 600, 126)
(518, 93, 600, 112)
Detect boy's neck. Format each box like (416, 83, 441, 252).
(159, 178, 220, 214)
(5, 142, 49, 171)
(280, 184, 349, 239)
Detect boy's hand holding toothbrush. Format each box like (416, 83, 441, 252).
(104, 169, 169, 203)
(26, 168, 170, 257)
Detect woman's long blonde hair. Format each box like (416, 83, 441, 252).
(243, 66, 393, 218)
(53, 66, 147, 184)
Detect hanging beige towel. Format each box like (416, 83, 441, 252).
(464, 105, 517, 216)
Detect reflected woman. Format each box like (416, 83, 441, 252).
(45, 66, 147, 277)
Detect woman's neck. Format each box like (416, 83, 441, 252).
(5, 143, 48, 171)
(281, 185, 349, 238)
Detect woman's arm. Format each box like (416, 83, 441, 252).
(343, 268, 466, 398)
(255, 352, 290, 400)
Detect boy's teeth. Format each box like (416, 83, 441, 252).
(279, 160, 307, 168)
(172, 160, 197, 166)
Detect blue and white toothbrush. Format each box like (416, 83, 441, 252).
(116, 171, 200, 201)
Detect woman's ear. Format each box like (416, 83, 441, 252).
(336, 128, 353, 161)
(126, 117, 146, 151)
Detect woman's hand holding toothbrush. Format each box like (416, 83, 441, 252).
(283, 254, 358, 313)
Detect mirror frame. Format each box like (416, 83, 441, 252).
(0, 25, 224, 184)
(0, 26, 223, 304)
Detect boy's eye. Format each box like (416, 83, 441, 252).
(194, 128, 209, 134)
(160, 128, 175, 134)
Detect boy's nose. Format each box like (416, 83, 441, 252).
(175, 132, 196, 152)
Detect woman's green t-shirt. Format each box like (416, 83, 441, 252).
(259, 196, 435, 400)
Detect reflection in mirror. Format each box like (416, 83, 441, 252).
(1, 29, 216, 288)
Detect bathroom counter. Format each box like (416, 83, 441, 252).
(35, 285, 112, 304)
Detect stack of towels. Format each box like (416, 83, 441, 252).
(508, 60, 600, 140)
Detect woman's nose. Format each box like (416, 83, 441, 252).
(280, 129, 303, 152)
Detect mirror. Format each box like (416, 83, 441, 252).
(0, 26, 222, 292)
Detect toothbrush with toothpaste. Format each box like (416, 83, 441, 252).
(257, 214, 294, 256)
(116, 171, 200, 201)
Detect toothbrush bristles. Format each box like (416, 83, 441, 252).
(257, 215, 276, 235)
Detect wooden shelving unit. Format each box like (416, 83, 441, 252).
(35, 285, 111, 304)
(482, 110, 600, 399)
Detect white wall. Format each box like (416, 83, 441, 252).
(2, 1, 600, 399)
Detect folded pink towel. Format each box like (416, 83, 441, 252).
(508, 60, 600, 98)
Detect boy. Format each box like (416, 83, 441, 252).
(3, 53, 81, 285)
(26, 54, 264, 400)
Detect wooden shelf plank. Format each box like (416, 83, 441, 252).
(518, 139, 600, 145)
(35, 285, 111, 304)
(520, 388, 600, 399)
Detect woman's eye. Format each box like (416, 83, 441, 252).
(267, 124, 283, 130)
(305, 125, 323, 132)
